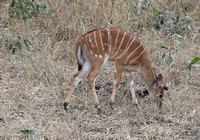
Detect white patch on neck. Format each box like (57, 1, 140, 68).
(123, 71, 131, 76)
(137, 64, 141, 73)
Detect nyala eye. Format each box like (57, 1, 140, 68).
(159, 94, 163, 98)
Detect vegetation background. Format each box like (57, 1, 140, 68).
(0, 0, 199, 139)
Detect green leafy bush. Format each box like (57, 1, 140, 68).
(185, 57, 200, 70)
(1, 0, 55, 54)
(9, 0, 55, 22)
(1, 36, 31, 54)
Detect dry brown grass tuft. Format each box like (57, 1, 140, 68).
(0, 0, 199, 139)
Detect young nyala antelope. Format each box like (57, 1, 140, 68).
(64, 28, 168, 111)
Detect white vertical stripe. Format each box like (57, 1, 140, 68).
(99, 30, 104, 51)
(124, 43, 143, 64)
(129, 49, 145, 64)
(85, 34, 89, 46)
(117, 36, 136, 59)
(125, 35, 132, 49)
(107, 28, 112, 53)
(114, 32, 126, 56)
(94, 31, 99, 51)
(112, 29, 120, 54)
(89, 34, 94, 48)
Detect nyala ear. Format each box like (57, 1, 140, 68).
(156, 74, 163, 86)
(163, 86, 168, 91)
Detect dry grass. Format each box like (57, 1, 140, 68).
(0, 0, 200, 139)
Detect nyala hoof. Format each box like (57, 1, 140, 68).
(63, 102, 69, 111)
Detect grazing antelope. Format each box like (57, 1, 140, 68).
(64, 28, 168, 111)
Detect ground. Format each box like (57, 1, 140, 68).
(0, 0, 200, 139)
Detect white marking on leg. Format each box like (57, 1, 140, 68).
(74, 61, 90, 87)
(114, 32, 127, 57)
(74, 77, 81, 86)
(82, 61, 91, 72)
(94, 31, 99, 51)
(117, 36, 136, 59)
(125, 43, 143, 64)
(129, 49, 145, 64)
(127, 80, 138, 104)
(101, 54, 109, 69)
(95, 54, 98, 58)
(99, 55, 102, 59)
(130, 87, 138, 104)
(129, 80, 134, 87)
(112, 29, 120, 54)
(114, 69, 116, 72)
(113, 80, 116, 85)
(99, 30, 104, 51)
